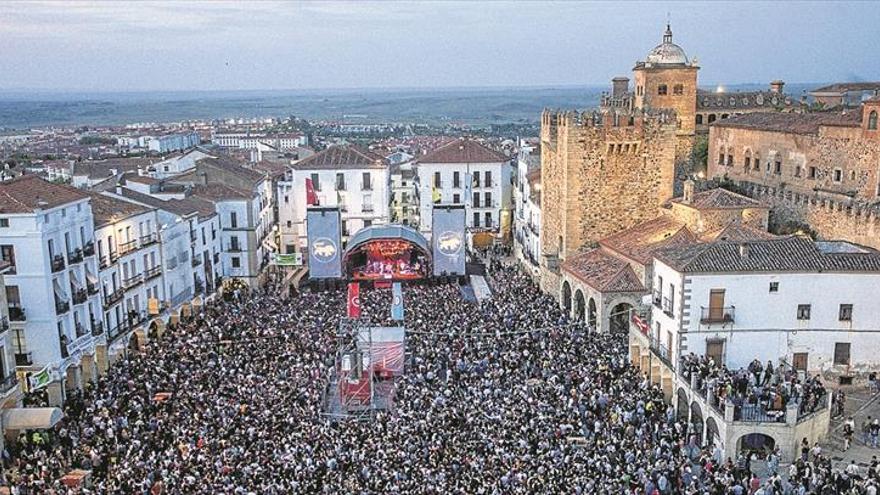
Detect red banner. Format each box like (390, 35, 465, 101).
(347, 282, 360, 318)
(631, 313, 649, 335)
(305, 178, 319, 206)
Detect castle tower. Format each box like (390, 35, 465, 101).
(632, 24, 699, 136)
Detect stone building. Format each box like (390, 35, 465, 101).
(809, 82, 880, 109)
(539, 109, 677, 293)
(707, 98, 880, 249)
(695, 81, 804, 134)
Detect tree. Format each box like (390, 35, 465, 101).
(690, 135, 708, 176)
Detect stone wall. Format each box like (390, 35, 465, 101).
(540, 110, 677, 263)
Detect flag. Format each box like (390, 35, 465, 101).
(305, 178, 318, 205)
(347, 282, 360, 318)
(391, 282, 404, 320)
(631, 312, 649, 335)
(432, 186, 441, 204)
(28, 365, 52, 391)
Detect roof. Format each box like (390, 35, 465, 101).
(251, 160, 288, 179)
(599, 216, 697, 265)
(562, 249, 645, 293)
(656, 236, 880, 273)
(72, 157, 156, 179)
(810, 82, 880, 94)
(2, 408, 63, 430)
(198, 156, 266, 183)
(526, 168, 541, 185)
(699, 223, 779, 243)
(294, 145, 385, 170)
(116, 187, 217, 220)
(0, 175, 90, 214)
(87, 192, 152, 227)
(343, 224, 430, 258)
(126, 175, 159, 185)
(418, 138, 508, 164)
(697, 90, 801, 110)
(671, 188, 767, 210)
(712, 111, 862, 135)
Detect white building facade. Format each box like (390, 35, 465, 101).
(512, 140, 541, 276)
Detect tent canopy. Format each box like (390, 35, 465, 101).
(3, 407, 63, 430)
(344, 224, 430, 258)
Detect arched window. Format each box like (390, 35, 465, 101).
(696, 114, 704, 125)
(657, 84, 668, 96)
(708, 114, 716, 123)
(869, 111, 878, 130)
(673, 84, 684, 96)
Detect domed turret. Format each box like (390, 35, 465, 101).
(645, 24, 689, 66)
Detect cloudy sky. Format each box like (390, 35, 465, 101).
(1, 1, 877, 92)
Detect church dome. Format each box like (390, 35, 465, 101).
(645, 24, 688, 65)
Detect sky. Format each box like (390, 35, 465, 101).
(0, 1, 878, 93)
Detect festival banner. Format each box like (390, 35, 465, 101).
(305, 178, 319, 206)
(28, 365, 53, 391)
(306, 207, 343, 279)
(272, 253, 303, 266)
(347, 282, 361, 318)
(432, 204, 466, 276)
(391, 282, 404, 320)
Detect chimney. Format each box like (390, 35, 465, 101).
(738, 243, 750, 258)
(612, 77, 630, 98)
(682, 179, 695, 204)
(769, 80, 785, 94)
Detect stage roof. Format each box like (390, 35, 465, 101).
(345, 224, 430, 255)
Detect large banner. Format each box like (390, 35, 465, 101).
(307, 207, 342, 279)
(432, 205, 466, 276)
(347, 282, 361, 318)
(391, 282, 404, 321)
(358, 326, 405, 378)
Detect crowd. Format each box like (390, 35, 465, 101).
(0, 256, 875, 494)
(679, 354, 828, 422)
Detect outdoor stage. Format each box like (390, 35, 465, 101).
(343, 225, 432, 282)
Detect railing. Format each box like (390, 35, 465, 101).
(662, 297, 674, 317)
(55, 299, 70, 315)
(733, 402, 788, 423)
(227, 245, 242, 253)
(67, 248, 83, 264)
(83, 241, 95, 257)
(0, 373, 18, 394)
(362, 204, 374, 212)
(74, 323, 88, 338)
(118, 239, 138, 256)
(104, 288, 124, 307)
(15, 352, 32, 366)
(362, 182, 372, 191)
(101, 251, 119, 268)
(8, 305, 25, 322)
(72, 288, 88, 305)
(700, 306, 735, 324)
(192, 256, 202, 267)
(107, 321, 129, 341)
(649, 336, 673, 368)
(140, 233, 158, 246)
(60, 339, 69, 359)
(145, 265, 162, 280)
(51, 254, 65, 272)
(123, 274, 143, 289)
(87, 282, 99, 295)
(91, 320, 104, 336)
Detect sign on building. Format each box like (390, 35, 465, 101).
(307, 207, 343, 279)
(432, 204, 466, 276)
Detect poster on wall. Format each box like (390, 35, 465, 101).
(432, 205, 466, 276)
(307, 207, 343, 279)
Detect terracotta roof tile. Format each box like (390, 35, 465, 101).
(671, 188, 767, 210)
(599, 216, 697, 265)
(294, 145, 385, 170)
(418, 138, 508, 164)
(87, 192, 152, 227)
(562, 249, 645, 293)
(699, 223, 778, 243)
(712, 111, 862, 135)
(0, 175, 89, 214)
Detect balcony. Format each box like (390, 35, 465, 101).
(118, 239, 138, 256)
(362, 204, 374, 213)
(662, 297, 674, 317)
(55, 299, 70, 315)
(227, 244, 242, 253)
(74, 323, 88, 338)
(190, 231, 198, 244)
(104, 288, 124, 307)
(0, 373, 18, 395)
(140, 233, 158, 247)
(145, 265, 162, 280)
(72, 288, 88, 305)
(100, 251, 119, 269)
(700, 306, 736, 325)
(67, 248, 83, 265)
(51, 254, 66, 273)
(194, 278, 205, 295)
(87, 282, 99, 295)
(91, 320, 104, 336)
(8, 305, 25, 322)
(123, 274, 143, 290)
(192, 256, 202, 267)
(15, 352, 32, 367)
(83, 241, 96, 257)
(0, 317, 7, 333)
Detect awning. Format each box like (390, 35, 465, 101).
(2, 407, 64, 430)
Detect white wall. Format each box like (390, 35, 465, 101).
(417, 161, 510, 236)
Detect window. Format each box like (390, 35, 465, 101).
(231, 257, 240, 268)
(706, 340, 725, 365)
(869, 111, 878, 130)
(769, 282, 779, 293)
(708, 114, 716, 123)
(793, 352, 808, 371)
(286, 221, 292, 228)
(727, 154, 734, 167)
(850, 171, 857, 181)
(839, 304, 853, 321)
(797, 304, 811, 320)
(453, 171, 460, 188)
(362, 172, 371, 190)
(310, 173, 321, 191)
(834, 343, 851, 365)
(833, 169, 843, 182)
(794, 166, 802, 178)
(363, 219, 372, 228)
(0, 219, 7, 228)
(453, 193, 460, 204)
(809, 166, 817, 179)
(336, 173, 345, 191)
(484, 212, 492, 227)
(1, 245, 15, 273)
(657, 84, 668, 96)
(744, 156, 751, 170)
(484, 171, 492, 187)
(718, 153, 725, 165)
(230, 212, 238, 229)
(285, 244, 296, 254)
(434, 172, 441, 188)
(473, 173, 480, 188)
(484, 192, 492, 207)
(472, 192, 480, 207)
(472, 212, 480, 227)
(673, 84, 684, 96)
(774, 161, 782, 174)
(696, 114, 703, 125)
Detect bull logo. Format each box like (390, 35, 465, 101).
(311, 237, 337, 263)
(437, 231, 462, 256)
